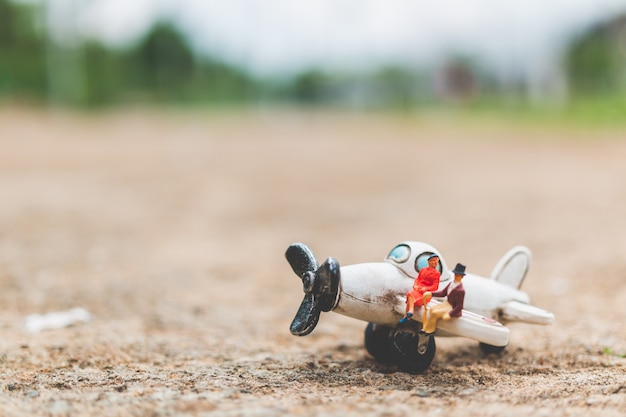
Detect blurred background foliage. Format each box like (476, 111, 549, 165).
(1, 0, 625, 123)
(0, 0, 260, 107)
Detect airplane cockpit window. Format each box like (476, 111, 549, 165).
(386, 244, 410, 263)
(415, 253, 443, 274)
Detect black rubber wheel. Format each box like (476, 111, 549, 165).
(479, 342, 506, 355)
(390, 330, 436, 373)
(364, 323, 395, 363)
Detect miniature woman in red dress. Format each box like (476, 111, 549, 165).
(399, 254, 441, 324)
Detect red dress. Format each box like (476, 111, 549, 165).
(406, 267, 441, 307)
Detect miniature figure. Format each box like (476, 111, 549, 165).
(422, 263, 466, 334)
(399, 253, 440, 324)
(285, 241, 554, 373)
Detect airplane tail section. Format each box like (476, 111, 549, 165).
(499, 300, 554, 325)
(490, 246, 531, 289)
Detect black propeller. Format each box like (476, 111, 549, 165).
(285, 243, 341, 336)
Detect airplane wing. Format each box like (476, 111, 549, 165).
(395, 296, 510, 347)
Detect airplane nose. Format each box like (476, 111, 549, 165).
(285, 243, 341, 336)
(333, 262, 412, 325)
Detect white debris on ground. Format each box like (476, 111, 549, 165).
(23, 308, 92, 333)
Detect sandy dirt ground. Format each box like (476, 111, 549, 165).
(0, 107, 625, 416)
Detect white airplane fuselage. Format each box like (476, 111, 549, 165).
(332, 261, 529, 327)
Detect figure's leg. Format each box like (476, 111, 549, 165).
(422, 302, 452, 334)
(421, 293, 432, 325)
(399, 295, 416, 323)
(406, 295, 416, 315)
(413, 292, 424, 308)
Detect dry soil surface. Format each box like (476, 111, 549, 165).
(0, 108, 625, 416)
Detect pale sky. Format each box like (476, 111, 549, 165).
(43, 0, 626, 77)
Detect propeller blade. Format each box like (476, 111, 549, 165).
(285, 243, 318, 278)
(289, 293, 321, 336)
(285, 244, 341, 336)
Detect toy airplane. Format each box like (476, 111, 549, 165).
(285, 241, 554, 373)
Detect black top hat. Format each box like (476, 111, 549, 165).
(452, 263, 466, 276)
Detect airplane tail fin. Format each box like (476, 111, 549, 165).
(490, 246, 531, 289)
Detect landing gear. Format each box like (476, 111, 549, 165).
(479, 342, 506, 355)
(364, 322, 437, 373)
(364, 323, 395, 362)
(391, 329, 436, 373)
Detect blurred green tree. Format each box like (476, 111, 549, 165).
(371, 66, 421, 109)
(121, 21, 257, 104)
(291, 69, 331, 104)
(128, 22, 195, 99)
(80, 40, 128, 106)
(0, 0, 46, 100)
(566, 15, 626, 96)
